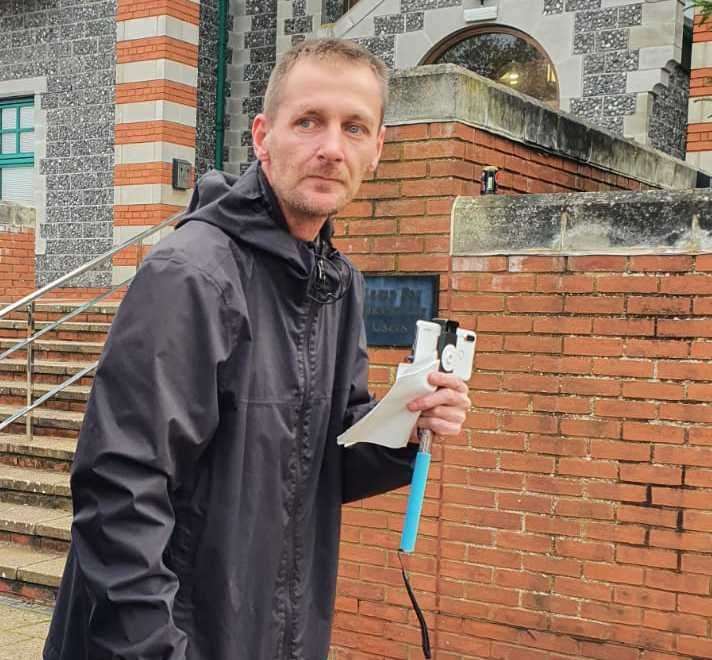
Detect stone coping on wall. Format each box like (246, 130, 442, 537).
(386, 64, 705, 191)
(0, 202, 36, 231)
(451, 189, 712, 256)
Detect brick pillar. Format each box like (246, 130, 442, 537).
(113, 0, 201, 283)
(687, 8, 712, 172)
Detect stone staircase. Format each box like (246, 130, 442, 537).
(0, 301, 116, 604)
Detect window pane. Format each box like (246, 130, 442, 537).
(1, 166, 33, 203)
(19, 131, 33, 153)
(1, 107, 16, 130)
(434, 32, 558, 105)
(1, 132, 16, 154)
(19, 105, 33, 129)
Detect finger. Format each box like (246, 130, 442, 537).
(408, 387, 471, 412)
(419, 405, 467, 424)
(417, 415, 462, 437)
(427, 372, 469, 393)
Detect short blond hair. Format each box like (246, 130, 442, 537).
(263, 39, 389, 124)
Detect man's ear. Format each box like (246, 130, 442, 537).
(252, 113, 271, 162)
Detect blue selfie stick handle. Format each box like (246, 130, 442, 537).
(400, 431, 432, 553)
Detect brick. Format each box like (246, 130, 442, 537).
(508, 256, 566, 273)
(590, 440, 650, 462)
(593, 358, 653, 378)
(399, 215, 450, 234)
(658, 318, 712, 337)
(629, 255, 693, 272)
(536, 274, 595, 293)
(595, 399, 657, 420)
(532, 317, 592, 334)
(555, 499, 615, 521)
(560, 377, 619, 397)
(651, 528, 712, 552)
(374, 198, 424, 216)
(558, 458, 618, 480)
(645, 567, 711, 594)
(643, 610, 707, 636)
(584, 562, 644, 586)
(525, 475, 583, 497)
(507, 295, 564, 313)
(554, 575, 611, 602)
(560, 418, 620, 439)
(623, 422, 684, 444)
(564, 337, 623, 356)
(660, 402, 712, 423)
(398, 254, 449, 271)
(585, 521, 646, 545)
(568, 256, 627, 271)
(585, 482, 647, 503)
(627, 296, 691, 315)
(564, 296, 625, 314)
(621, 382, 684, 401)
(375, 160, 427, 179)
(500, 453, 555, 473)
(616, 546, 677, 570)
(660, 275, 712, 294)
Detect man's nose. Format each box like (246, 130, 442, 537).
(317, 124, 345, 162)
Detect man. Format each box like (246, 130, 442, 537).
(44, 39, 470, 660)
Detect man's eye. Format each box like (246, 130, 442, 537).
(298, 118, 314, 129)
(346, 124, 365, 135)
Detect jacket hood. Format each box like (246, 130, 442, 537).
(176, 161, 335, 281)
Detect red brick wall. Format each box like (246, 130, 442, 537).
(330, 124, 709, 659)
(0, 226, 35, 302)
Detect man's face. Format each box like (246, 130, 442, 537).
(252, 57, 385, 228)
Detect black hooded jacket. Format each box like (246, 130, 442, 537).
(44, 163, 417, 660)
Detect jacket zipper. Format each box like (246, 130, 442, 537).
(284, 297, 318, 660)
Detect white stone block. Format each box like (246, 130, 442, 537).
(638, 45, 676, 70)
(464, 6, 498, 22)
(642, 0, 678, 25)
(112, 266, 137, 286)
(116, 61, 198, 87)
(114, 184, 192, 206)
(423, 5, 468, 48)
(556, 56, 583, 99)
(692, 42, 712, 69)
(115, 101, 197, 127)
(395, 31, 434, 69)
(688, 97, 712, 123)
(629, 24, 677, 50)
(627, 68, 666, 93)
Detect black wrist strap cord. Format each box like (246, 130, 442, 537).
(398, 551, 432, 659)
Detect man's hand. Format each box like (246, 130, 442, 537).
(407, 371, 471, 437)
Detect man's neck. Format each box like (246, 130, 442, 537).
(284, 212, 326, 242)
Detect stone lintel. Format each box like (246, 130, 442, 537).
(0, 202, 36, 231)
(386, 64, 703, 190)
(452, 189, 712, 256)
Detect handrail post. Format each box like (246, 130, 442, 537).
(136, 237, 144, 270)
(25, 301, 34, 440)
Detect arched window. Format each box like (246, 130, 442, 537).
(422, 26, 559, 107)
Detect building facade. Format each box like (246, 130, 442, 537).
(0, 0, 706, 286)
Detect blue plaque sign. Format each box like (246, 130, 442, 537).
(364, 275, 439, 347)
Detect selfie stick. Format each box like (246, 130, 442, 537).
(400, 428, 432, 553)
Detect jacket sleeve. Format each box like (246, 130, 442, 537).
(70, 253, 234, 659)
(341, 321, 418, 504)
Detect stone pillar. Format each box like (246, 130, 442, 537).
(113, 0, 201, 283)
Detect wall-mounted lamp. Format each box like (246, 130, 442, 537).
(481, 166, 499, 195)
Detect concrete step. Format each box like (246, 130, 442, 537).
(0, 540, 65, 603)
(3, 300, 119, 320)
(0, 379, 90, 402)
(0, 404, 83, 434)
(0, 359, 96, 387)
(0, 435, 76, 472)
(0, 319, 111, 343)
(0, 502, 71, 547)
(0, 464, 71, 511)
(0, 338, 104, 362)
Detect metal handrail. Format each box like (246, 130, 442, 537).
(0, 210, 184, 438)
(0, 211, 181, 322)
